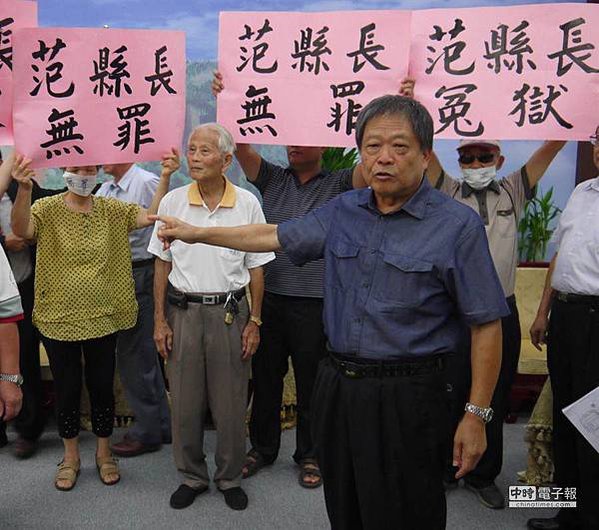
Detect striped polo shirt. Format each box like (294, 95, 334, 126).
(255, 159, 353, 298)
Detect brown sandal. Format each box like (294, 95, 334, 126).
(96, 454, 120, 486)
(298, 459, 322, 489)
(242, 449, 271, 479)
(55, 459, 81, 491)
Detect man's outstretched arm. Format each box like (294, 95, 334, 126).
(150, 215, 281, 253)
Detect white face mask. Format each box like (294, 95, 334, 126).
(461, 166, 497, 190)
(63, 171, 96, 197)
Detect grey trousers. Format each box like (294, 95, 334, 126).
(117, 264, 171, 445)
(167, 296, 250, 491)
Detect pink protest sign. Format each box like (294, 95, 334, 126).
(217, 11, 412, 148)
(410, 3, 599, 141)
(0, 0, 37, 145)
(12, 28, 185, 168)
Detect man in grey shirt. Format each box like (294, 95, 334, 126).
(427, 138, 565, 509)
(96, 163, 171, 456)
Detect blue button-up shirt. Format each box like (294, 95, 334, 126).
(278, 178, 509, 360)
(96, 165, 159, 261)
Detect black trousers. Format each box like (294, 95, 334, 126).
(249, 292, 327, 464)
(42, 333, 117, 439)
(548, 299, 599, 530)
(312, 357, 449, 530)
(446, 295, 521, 486)
(0, 274, 45, 441)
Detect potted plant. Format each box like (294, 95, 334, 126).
(322, 147, 359, 171)
(518, 186, 561, 266)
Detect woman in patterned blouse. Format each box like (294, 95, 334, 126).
(10, 152, 178, 491)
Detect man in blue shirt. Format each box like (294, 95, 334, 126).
(151, 95, 508, 530)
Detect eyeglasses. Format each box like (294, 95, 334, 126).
(458, 153, 496, 165)
(590, 135, 599, 147)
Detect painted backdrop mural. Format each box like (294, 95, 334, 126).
(1, 0, 590, 258)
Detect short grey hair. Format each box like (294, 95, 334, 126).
(187, 123, 236, 156)
(355, 95, 434, 153)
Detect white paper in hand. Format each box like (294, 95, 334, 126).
(563, 386, 599, 455)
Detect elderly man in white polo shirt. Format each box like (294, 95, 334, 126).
(148, 123, 274, 512)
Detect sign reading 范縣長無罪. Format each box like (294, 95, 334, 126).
(12, 27, 186, 169)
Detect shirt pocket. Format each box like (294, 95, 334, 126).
(374, 252, 434, 308)
(329, 238, 360, 291)
(495, 207, 516, 240)
(220, 248, 245, 265)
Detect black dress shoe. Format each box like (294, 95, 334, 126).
(527, 517, 580, 530)
(221, 487, 248, 510)
(13, 437, 38, 459)
(464, 481, 505, 509)
(169, 484, 208, 509)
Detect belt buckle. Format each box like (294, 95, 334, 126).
(202, 295, 217, 305)
(557, 292, 566, 302)
(342, 363, 361, 378)
(344, 368, 360, 378)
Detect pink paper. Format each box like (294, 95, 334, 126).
(12, 28, 185, 168)
(218, 11, 412, 148)
(218, 5, 599, 146)
(0, 0, 37, 145)
(410, 4, 599, 141)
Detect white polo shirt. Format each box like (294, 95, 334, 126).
(0, 246, 23, 322)
(148, 179, 275, 294)
(552, 176, 599, 296)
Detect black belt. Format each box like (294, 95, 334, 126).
(132, 258, 155, 269)
(329, 352, 445, 379)
(168, 284, 245, 306)
(556, 291, 599, 305)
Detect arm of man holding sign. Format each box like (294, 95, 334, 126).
(212, 70, 416, 189)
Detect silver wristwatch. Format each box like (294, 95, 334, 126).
(0, 374, 24, 387)
(464, 402, 493, 424)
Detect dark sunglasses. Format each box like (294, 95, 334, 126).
(458, 152, 496, 164)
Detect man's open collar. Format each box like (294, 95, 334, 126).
(188, 177, 237, 207)
(462, 179, 500, 198)
(358, 177, 431, 219)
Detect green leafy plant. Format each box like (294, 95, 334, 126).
(321, 147, 360, 171)
(518, 186, 561, 263)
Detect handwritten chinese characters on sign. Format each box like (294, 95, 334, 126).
(217, 11, 412, 148)
(410, 4, 599, 141)
(218, 5, 599, 147)
(12, 28, 185, 168)
(0, 0, 37, 145)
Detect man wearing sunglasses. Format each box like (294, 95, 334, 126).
(527, 127, 599, 530)
(426, 138, 565, 509)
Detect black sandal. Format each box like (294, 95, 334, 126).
(298, 459, 322, 489)
(242, 449, 271, 479)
